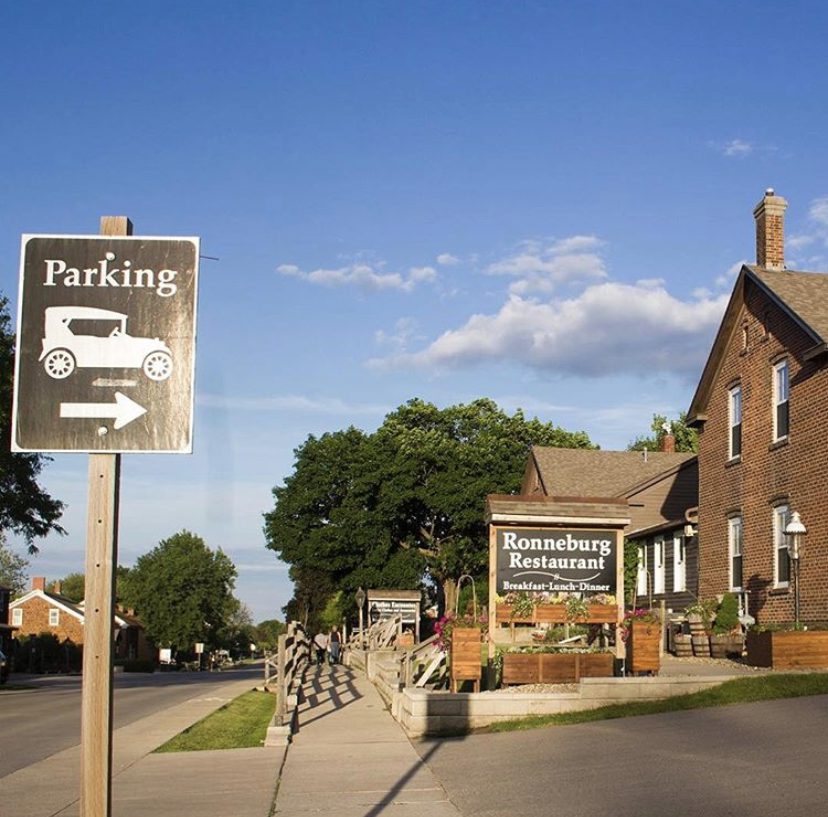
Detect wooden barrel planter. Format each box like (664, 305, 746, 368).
(691, 633, 711, 656)
(673, 633, 693, 657)
(502, 651, 614, 685)
(709, 634, 729, 658)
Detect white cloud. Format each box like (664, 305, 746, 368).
(723, 139, 753, 157)
(375, 317, 421, 353)
(276, 261, 436, 293)
(786, 196, 828, 271)
(370, 282, 728, 379)
(715, 260, 746, 289)
(486, 235, 607, 296)
(437, 253, 460, 266)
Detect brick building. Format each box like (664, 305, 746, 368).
(521, 444, 699, 610)
(688, 190, 828, 626)
(9, 576, 154, 661)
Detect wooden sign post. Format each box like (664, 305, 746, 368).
(79, 216, 129, 817)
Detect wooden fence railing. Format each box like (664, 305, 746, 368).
(400, 633, 448, 689)
(273, 621, 310, 727)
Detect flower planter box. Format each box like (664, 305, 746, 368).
(628, 619, 660, 674)
(495, 603, 618, 625)
(450, 627, 482, 692)
(746, 630, 828, 669)
(501, 651, 614, 685)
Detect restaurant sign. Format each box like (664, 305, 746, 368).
(496, 527, 617, 595)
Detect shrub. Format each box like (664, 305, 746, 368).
(714, 593, 740, 634)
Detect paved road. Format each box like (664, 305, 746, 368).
(0, 664, 262, 777)
(416, 695, 828, 817)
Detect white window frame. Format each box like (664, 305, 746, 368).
(12, 607, 22, 626)
(773, 359, 789, 441)
(773, 505, 790, 588)
(729, 515, 743, 591)
(729, 385, 742, 459)
(636, 544, 648, 597)
(49, 608, 60, 626)
(653, 536, 665, 595)
(673, 532, 686, 592)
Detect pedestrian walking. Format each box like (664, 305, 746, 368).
(328, 626, 341, 664)
(313, 631, 328, 666)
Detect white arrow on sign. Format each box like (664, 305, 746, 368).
(60, 392, 147, 430)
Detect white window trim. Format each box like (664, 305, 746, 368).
(728, 516, 743, 591)
(773, 505, 790, 589)
(636, 545, 648, 597)
(12, 607, 23, 626)
(672, 533, 686, 592)
(49, 608, 60, 626)
(728, 385, 742, 460)
(653, 536, 665, 595)
(773, 359, 789, 442)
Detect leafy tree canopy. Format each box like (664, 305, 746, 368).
(120, 530, 237, 654)
(47, 571, 85, 602)
(0, 295, 65, 550)
(265, 398, 594, 621)
(0, 534, 29, 596)
(627, 412, 698, 454)
(253, 618, 285, 651)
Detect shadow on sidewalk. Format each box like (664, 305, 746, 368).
(298, 664, 364, 727)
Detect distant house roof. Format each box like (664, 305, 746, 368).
(528, 446, 696, 499)
(688, 264, 828, 423)
(11, 590, 139, 629)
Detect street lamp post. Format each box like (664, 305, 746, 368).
(354, 587, 366, 648)
(785, 511, 807, 627)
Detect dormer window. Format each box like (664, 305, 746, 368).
(773, 359, 789, 441)
(728, 385, 742, 459)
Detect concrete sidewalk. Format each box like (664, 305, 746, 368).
(4, 675, 283, 817)
(273, 664, 461, 816)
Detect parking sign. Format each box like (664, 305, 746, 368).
(12, 234, 199, 453)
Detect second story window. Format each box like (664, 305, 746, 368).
(12, 607, 23, 626)
(773, 360, 789, 441)
(729, 385, 742, 459)
(49, 608, 60, 626)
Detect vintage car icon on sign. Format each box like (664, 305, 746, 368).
(39, 306, 173, 381)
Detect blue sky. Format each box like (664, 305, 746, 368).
(4, 2, 828, 624)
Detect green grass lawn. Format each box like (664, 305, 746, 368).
(485, 674, 828, 733)
(154, 689, 277, 752)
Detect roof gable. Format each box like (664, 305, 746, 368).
(528, 446, 696, 499)
(688, 265, 828, 423)
(9, 589, 86, 621)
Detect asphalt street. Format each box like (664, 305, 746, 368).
(416, 695, 828, 817)
(0, 664, 262, 777)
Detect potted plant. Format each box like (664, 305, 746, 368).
(710, 592, 743, 658)
(684, 597, 716, 657)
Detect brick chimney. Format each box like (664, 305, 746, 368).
(660, 433, 676, 454)
(753, 188, 788, 270)
(32, 576, 46, 591)
(52, 580, 62, 595)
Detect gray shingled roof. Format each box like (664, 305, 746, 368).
(531, 446, 695, 498)
(749, 265, 828, 343)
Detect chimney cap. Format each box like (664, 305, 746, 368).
(766, 187, 775, 196)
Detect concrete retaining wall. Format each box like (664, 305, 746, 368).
(396, 675, 734, 737)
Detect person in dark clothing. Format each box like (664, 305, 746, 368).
(328, 627, 341, 664)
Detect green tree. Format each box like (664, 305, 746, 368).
(47, 571, 85, 602)
(121, 530, 237, 655)
(266, 398, 594, 619)
(0, 533, 29, 596)
(0, 295, 65, 551)
(627, 412, 698, 454)
(253, 618, 285, 651)
(216, 597, 256, 657)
